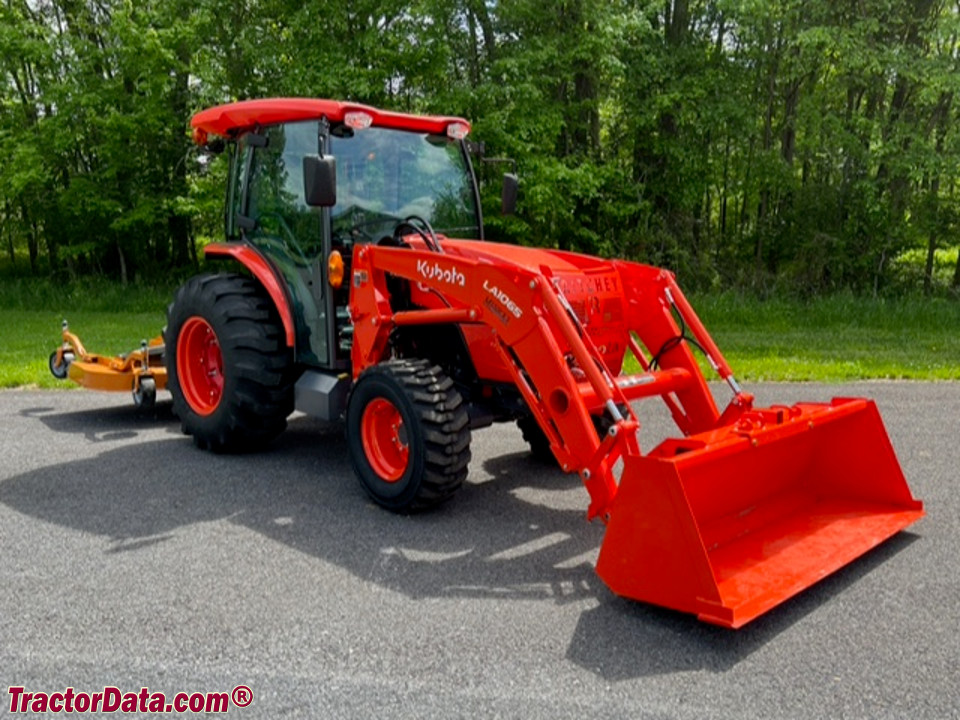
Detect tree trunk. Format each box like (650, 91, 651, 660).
(781, 72, 801, 165)
(720, 135, 730, 241)
(46, 233, 58, 271)
(166, 36, 192, 267)
(466, 9, 481, 87)
(923, 93, 952, 295)
(468, 0, 497, 64)
(755, 18, 782, 273)
(3, 201, 13, 267)
(22, 203, 39, 274)
(923, 223, 937, 296)
(117, 240, 128, 285)
(188, 220, 199, 269)
(666, 0, 689, 45)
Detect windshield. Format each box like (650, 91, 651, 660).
(329, 126, 479, 246)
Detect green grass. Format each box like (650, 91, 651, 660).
(1, 280, 959, 389)
(0, 276, 174, 389)
(670, 293, 960, 381)
(1, 310, 167, 389)
(0, 276, 176, 313)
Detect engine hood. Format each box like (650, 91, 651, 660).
(442, 238, 617, 276)
(442, 238, 627, 341)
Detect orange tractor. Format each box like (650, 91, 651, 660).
(52, 98, 923, 628)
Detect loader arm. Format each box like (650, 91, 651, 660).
(348, 242, 735, 519)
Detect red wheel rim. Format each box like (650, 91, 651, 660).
(360, 398, 409, 482)
(177, 316, 223, 416)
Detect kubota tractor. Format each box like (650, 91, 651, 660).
(52, 98, 923, 628)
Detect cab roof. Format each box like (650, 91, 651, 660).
(190, 98, 471, 144)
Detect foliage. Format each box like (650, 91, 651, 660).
(0, 309, 166, 388)
(6, 289, 960, 389)
(626, 291, 960, 380)
(3, 0, 960, 297)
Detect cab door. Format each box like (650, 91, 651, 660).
(240, 121, 329, 366)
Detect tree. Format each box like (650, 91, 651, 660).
(3, 0, 960, 296)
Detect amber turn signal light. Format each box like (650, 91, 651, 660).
(328, 250, 345, 289)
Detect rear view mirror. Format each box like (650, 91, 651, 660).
(303, 155, 337, 207)
(501, 173, 518, 216)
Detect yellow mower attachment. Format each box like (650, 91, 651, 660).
(50, 320, 166, 409)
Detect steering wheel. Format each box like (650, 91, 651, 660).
(393, 215, 442, 253)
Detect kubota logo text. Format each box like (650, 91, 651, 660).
(483, 280, 523, 319)
(417, 259, 466, 287)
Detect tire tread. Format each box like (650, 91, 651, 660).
(166, 272, 294, 453)
(350, 358, 471, 511)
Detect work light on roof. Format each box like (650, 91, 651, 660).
(344, 111, 373, 130)
(446, 122, 469, 140)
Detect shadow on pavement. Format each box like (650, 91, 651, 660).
(19, 400, 178, 443)
(564, 531, 918, 679)
(1, 410, 603, 605)
(1, 402, 922, 676)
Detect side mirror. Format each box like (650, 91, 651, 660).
(501, 173, 518, 216)
(303, 155, 337, 207)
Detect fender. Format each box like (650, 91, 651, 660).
(204, 243, 296, 347)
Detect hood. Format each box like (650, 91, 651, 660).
(443, 238, 626, 335)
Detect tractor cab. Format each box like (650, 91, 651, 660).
(201, 100, 485, 372)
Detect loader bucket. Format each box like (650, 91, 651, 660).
(595, 397, 923, 628)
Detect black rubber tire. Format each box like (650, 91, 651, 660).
(49, 350, 74, 380)
(165, 273, 294, 452)
(592, 403, 631, 439)
(133, 376, 157, 410)
(517, 414, 556, 464)
(518, 409, 625, 465)
(346, 359, 471, 512)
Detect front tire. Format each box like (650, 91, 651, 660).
(346, 359, 471, 512)
(165, 273, 294, 452)
(517, 414, 556, 464)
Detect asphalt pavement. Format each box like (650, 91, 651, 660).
(0, 383, 957, 719)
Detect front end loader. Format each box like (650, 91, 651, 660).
(345, 239, 923, 627)
(52, 98, 923, 628)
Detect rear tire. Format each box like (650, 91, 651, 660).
(346, 359, 471, 512)
(165, 273, 294, 452)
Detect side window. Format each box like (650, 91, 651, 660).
(246, 122, 322, 260)
(225, 143, 244, 240)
